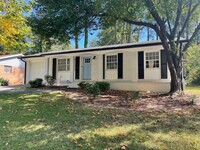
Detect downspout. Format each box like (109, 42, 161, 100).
(20, 58, 27, 84)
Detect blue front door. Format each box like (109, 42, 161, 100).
(83, 57, 91, 80)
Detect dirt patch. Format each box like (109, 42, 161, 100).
(62, 89, 200, 114)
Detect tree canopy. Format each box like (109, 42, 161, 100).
(185, 45, 200, 85)
(29, 0, 98, 50)
(0, 0, 31, 54)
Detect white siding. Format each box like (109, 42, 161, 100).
(0, 58, 25, 68)
(25, 44, 171, 92)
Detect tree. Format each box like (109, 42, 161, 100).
(0, 0, 31, 54)
(98, 0, 200, 94)
(29, 0, 98, 49)
(90, 21, 141, 47)
(185, 44, 200, 85)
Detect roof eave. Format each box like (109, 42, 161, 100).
(21, 40, 188, 59)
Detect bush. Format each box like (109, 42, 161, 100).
(0, 78, 8, 86)
(95, 82, 110, 92)
(29, 78, 43, 88)
(85, 83, 100, 98)
(44, 75, 55, 86)
(130, 91, 140, 100)
(78, 81, 90, 90)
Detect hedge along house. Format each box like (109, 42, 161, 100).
(21, 40, 186, 92)
(0, 54, 25, 85)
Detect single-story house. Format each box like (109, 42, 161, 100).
(21, 40, 186, 92)
(0, 54, 25, 85)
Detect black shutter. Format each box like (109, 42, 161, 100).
(118, 53, 123, 79)
(52, 58, 57, 79)
(138, 51, 144, 79)
(103, 54, 105, 79)
(75, 56, 80, 80)
(161, 50, 168, 79)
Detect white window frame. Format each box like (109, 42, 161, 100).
(4, 65, 12, 74)
(58, 59, 66, 71)
(145, 51, 160, 69)
(106, 55, 118, 70)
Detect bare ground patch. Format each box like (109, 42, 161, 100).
(63, 89, 200, 114)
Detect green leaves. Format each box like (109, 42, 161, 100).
(0, 0, 31, 54)
(185, 44, 200, 85)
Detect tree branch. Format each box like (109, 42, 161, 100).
(144, 0, 164, 27)
(165, 6, 172, 34)
(171, 0, 183, 39)
(177, 0, 200, 45)
(183, 23, 200, 52)
(144, 0, 171, 40)
(121, 18, 156, 30)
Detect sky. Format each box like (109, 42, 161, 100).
(70, 31, 99, 48)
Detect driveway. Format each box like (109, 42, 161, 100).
(0, 85, 40, 94)
(0, 85, 63, 94)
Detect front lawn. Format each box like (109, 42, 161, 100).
(185, 86, 200, 96)
(0, 92, 200, 150)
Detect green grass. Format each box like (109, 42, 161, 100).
(185, 86, 200, 96)
(0, 92, 200, 150)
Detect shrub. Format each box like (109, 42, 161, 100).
(95, 82, 110, 92)
(78, 81, 90, 90)
(44, 75, 55, 86)
(130, 91, 140, 100)
(29, 78, 43, 88)
(0, 78, 8, 86)
(85, 83, 100, 98)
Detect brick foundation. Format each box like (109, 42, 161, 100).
(0, 65, 24, 85)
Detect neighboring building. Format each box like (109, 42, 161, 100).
(21, 40, 186, 92)
(0, 54, 25, 85)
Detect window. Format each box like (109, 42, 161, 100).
(84, 58, 91, 63)
(4, 66, 12, 74)
(58, 59, 66, 71)
(146, 52, 159, 68)
(107, 55, 117, 70)
(67, 58, 70, 71)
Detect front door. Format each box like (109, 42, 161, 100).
(83, 57, 91, 80)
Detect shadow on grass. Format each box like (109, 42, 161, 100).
(0, 92, 199, 150)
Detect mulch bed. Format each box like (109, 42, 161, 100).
(61, 88, 200, 113)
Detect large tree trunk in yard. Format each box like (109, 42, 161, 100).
(167, 51, 183, 94)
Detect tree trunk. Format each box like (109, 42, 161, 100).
(40, 37, 43, 53)
(75, 35, 79, 49)
(114, 23, 117, 44)
(46, 38, 51, 52)
(127, 23, 131, 43)
(121, 22, 125, 44)
(84, 7, 88, 48)
(147, 27, 150, 41)
(84, 26, 88, 48)
(167, 51, 183, 94)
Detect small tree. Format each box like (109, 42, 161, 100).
(44, 75, 55, 86)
